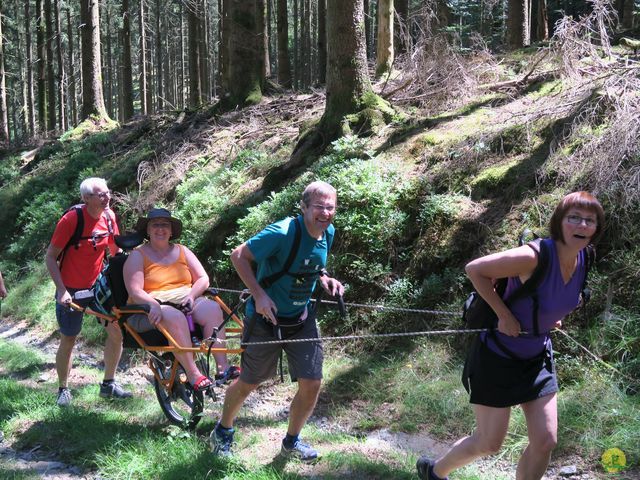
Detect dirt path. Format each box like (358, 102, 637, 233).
(1, 318, 636, 480)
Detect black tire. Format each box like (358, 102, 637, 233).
(151, 354, 204, 430)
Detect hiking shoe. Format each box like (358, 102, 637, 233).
(210, 424, 235, 458)
(280, 439, 318, 462)
(56, 388, 72, 407)
(99, 381, 133, 399)
(416, 456, 448, 480)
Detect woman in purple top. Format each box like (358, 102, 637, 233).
(417, 192, 605, 480)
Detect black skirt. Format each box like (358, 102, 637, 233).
(462, 335, 558, 408)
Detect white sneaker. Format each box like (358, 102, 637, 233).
(56, 388, 72, 407)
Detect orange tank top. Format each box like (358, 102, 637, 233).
(141, 244, 192, 292)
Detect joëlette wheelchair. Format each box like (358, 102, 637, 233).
(69, 233, 245, 430)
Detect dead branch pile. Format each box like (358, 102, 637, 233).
(542, 0, 640, 220)
(387, 4, 501, 113)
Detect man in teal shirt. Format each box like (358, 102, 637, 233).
(211, 181, 344, 461)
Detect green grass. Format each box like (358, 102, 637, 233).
(0, 340, 45, 379)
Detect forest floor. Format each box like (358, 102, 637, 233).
(1, 317, 636, 480)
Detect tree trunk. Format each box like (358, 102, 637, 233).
(376, 0, 394, 76)
(53, 0, 66, 131)
(220, 0, 230, 93)
(80, 0, 109, 120)
(121, 0, 134, 120)
(228, 0, 261, 106)
(155, 0, 163, 110)
(26, 0, 36, 134)
(67, 7, 77, 126)
(188, 0, 202, 106)
(304, 0, 311, 87)
(257, 0, 270, 80)
(394, 0, 408, 55)
(179, 1, 185, 106)
(293, 0, 298, 89)
(364, 0, 372, 59)
(322, 0, 373, 136)
(277, 0, 291, 87)
(318, 0, 327, 84)
(622, 0, 634, 29)
(507, 0, 525, 49)
(0, 5, 8, 143)
(45, 0, 56, 131)
(37, 0, 46, 131)
(139, 0, 148, 115)
(523, 0, 531, 46)
(198, 0, 209, 102)
(104, 3, 113, 117)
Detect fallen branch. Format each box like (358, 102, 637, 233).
(479, 70, 558, 91)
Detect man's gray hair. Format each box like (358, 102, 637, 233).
(80, 177, 108, 200)
(302, 181, 336, 205)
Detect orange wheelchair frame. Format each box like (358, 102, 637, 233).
(70, 289, 245, 429)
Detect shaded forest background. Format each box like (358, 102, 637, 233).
(0, 0, 638, 141)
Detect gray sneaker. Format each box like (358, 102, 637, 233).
(210, 424, 235, 457)
(99, 381, 133, 399)
(56, 388, 72, 407)
(280, 439, 318, 462)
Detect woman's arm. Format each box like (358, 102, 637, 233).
(183, 246, 210, 306)
(465, 245, 538, 337)
(123, 250, 162, 325)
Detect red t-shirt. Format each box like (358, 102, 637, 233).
(50, 205, 120, 289)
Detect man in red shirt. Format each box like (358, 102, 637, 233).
(45, 177, 131, 407)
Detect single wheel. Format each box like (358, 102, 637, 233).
(150, 354, 204, 430)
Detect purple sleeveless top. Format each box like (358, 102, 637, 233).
(483, 238, 588, 359)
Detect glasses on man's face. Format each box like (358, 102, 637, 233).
(149, 222, 172, 230)
(566, 214, 597, 228)
(310, 204, 336, 213)
(89, 191, 111, 199)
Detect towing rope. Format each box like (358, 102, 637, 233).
(213, 287, 460, 317)
(212, 286, 638, 386)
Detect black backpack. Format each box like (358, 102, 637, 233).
(91, 233, 144, 316)
(462, 234, 595, 334)
(57, 204, 115, 268)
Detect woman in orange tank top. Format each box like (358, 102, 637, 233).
(123, 209, 240, 391)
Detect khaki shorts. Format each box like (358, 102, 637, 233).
(240, 313, 323, 384)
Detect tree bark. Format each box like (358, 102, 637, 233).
(318, 0, 327, 84)
(220, 0, 230, 93)
(45, 0, 56, 131)
(155, 0, 163, 110)
(507, 0, 525, 49)
(257, 0, 270, 80)
(188, 0, 202, 107)
(36, 0, 47, 132)
(322, 0, 373, 136)
(198, 0, 209, 102)
(0, 5, 8, 143)
(104, 3, 113, 117)
(293, 0, 298, 89)
(622, 0, 634, 29)
(277, 0, 291, 87)
(80, 0, 109, 120)
(139, 0, 148, 115)
(53, 0, 66, 130)
(26, 0, 36, 134)
(394, 0, 408, 54)
(227, 0, 262, 106)
(376, 0, 394, 76)
(364, 0, 372, 59)
(121, 0, 134, 120)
